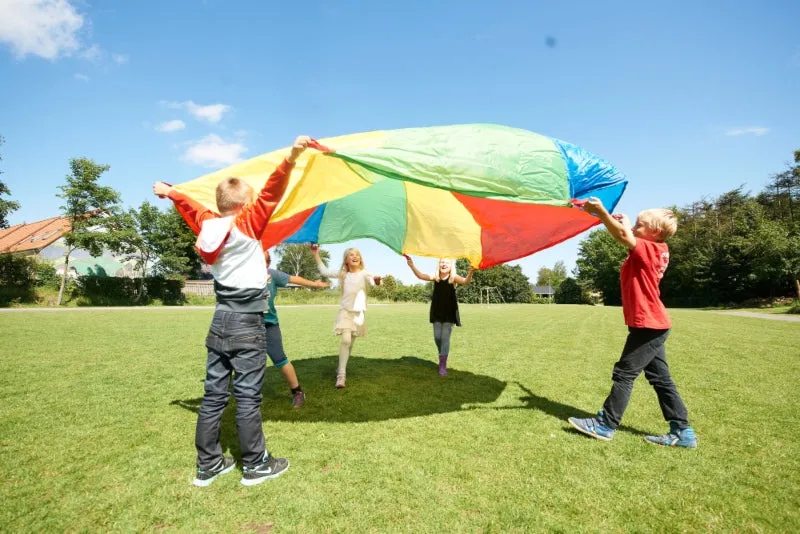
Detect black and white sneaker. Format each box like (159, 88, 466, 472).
(241, 453, 290, 486)
(193, 456, 235, 487)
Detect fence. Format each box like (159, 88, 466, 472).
(182, 280, 214, 297)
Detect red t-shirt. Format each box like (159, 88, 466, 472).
(620, 239, 671, 329)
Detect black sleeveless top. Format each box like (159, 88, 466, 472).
(429, 280, 461, 326)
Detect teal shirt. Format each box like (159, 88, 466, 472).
(264, 268, 291, 325)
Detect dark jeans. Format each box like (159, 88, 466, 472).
(196, 310, 268, 469)
(602, 327, 690, 430)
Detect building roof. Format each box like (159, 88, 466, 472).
(0, 216, 71, 253)
(532, 285, 555, 295)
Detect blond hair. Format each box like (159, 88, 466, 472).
(338, 247, 365, 288)
(637, 208, 678, 241)
(432, 258, 457, 284)
(216, 177, 253, 214)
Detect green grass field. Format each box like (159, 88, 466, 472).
(1, 304, 798, 533)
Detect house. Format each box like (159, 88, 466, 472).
(0, 215, 135, 278)
(532, 285, 555, 299)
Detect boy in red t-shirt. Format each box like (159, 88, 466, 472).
(568, 198, 697, 448)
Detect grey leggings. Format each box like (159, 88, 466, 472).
(432, 322, 454, 355)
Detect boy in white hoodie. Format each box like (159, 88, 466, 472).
(154, 135, 311, 487)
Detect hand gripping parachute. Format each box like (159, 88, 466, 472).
(171, 124, 627, 268)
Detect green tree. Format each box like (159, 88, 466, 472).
(536, 260, 568, 291)
(275, 243, 331, 281)
(117, 203, 203, 283)
(159, 207, 203, 278)
(575, 229, 627, 305)
(369, 274, 399, 301)
(554, 277, 591, 304)
(456, 259, 532, 303)
(115, 202, 160, 301)
(55, 158, 122, 305)
(0, 136, 21, 229)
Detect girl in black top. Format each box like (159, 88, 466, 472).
(405, 256, 474, 375)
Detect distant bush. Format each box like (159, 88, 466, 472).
(76, 276, 185, 306)
(0, 253, 36, 306)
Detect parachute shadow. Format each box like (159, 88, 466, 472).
(171, 355, 506, 426)
(260, 355, 507, 423)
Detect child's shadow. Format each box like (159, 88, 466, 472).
(491, 382, 648, 437)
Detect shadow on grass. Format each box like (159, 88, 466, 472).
(172, 355, 507, 424)
(171, 355, 507, 460)
(487, 382, 648, 437)
(170, 357, 647, 457)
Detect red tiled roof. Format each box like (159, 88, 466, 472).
(0, 216, 71, 253)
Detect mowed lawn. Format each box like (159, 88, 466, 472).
(1, 304, 798, 533)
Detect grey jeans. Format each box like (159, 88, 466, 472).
(433, 322, 454, 355)
(196, 310, 268, 469)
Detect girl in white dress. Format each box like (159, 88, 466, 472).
(311, 245, 382, 388)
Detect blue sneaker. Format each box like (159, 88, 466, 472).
(568, 410, 615, 441)
(644, 422, 697, 448)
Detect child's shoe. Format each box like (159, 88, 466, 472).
(644, 422, 697, 448)
(241, 453, 290, 486)
(568, 410, 615, 441)
(438, 354, 448, 376)
(335, 374, 346, 389)
(291, 390, 305, 408)
(193, 455, 235, 487)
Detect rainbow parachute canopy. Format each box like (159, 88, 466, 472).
(172, 124, 627, 268)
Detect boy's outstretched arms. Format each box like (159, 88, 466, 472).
(287, 135, 312, 164)
(243, 135, 315, 239)
(153, 181, 217, 235)
(583, 197, 637, 250)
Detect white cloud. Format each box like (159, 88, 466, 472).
(0, 0, 85, 59)
(155, 119, 186, 133)
(79, 43, 103, 61)
(73, 72, 88, 81)
(112, 52, 128, 64)
(725, 127, 770, 137)
(181, 134, 247, 167)
(164, 100, 232, 123)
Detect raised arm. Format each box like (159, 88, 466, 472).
(153, 182, 218, 235)
(237, 135, 312, 239)
(289, 275, 329, 289)
(583, 197, 636, 250)
(453, 267, 475, 286)
(404, 255, 433, 281)
(311, 244, 340, 278)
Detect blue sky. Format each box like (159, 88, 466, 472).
(1, 0, 798, 284)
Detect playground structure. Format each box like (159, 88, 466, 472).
(479, 286, 506, 307)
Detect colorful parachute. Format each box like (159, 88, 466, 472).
(171, 124, 627, 268)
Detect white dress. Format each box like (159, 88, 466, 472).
(318, 265, 376, 337)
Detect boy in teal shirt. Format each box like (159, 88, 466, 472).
(264, 249, 328, 407)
